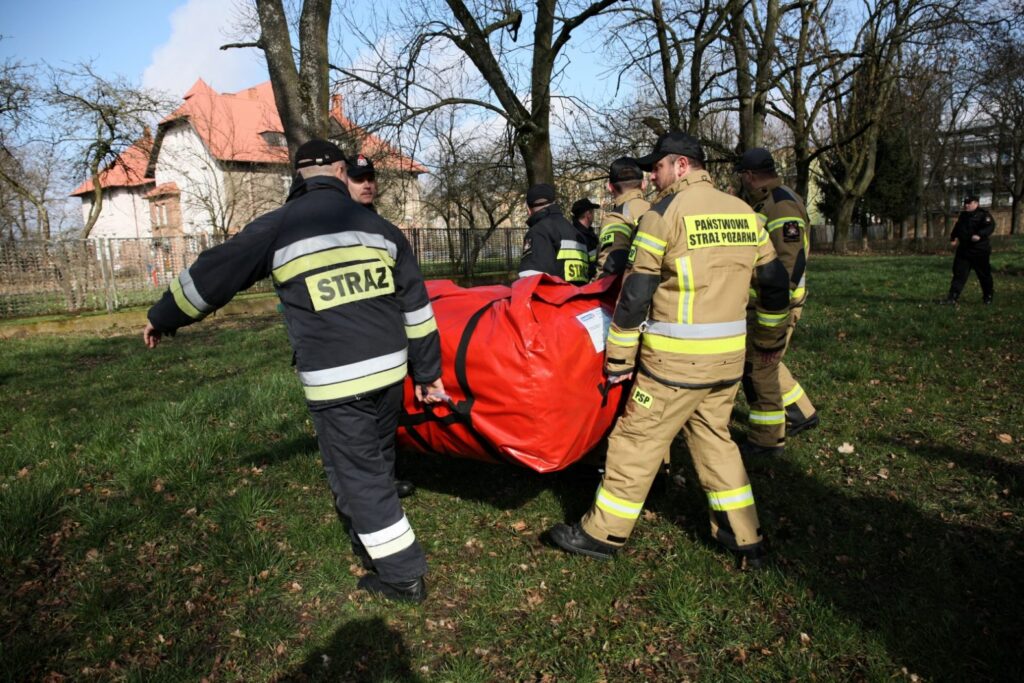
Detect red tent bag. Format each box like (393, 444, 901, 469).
(398, 274, 625, 472)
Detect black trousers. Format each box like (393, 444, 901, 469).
(310, 383, 427, 582)
(949, 248, 994, 300)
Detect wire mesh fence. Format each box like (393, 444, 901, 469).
(0, 228, 528, 320)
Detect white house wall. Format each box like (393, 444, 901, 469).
(81, 186, 152, 239)
(153, 123, 227, 235)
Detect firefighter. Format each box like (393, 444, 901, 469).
(593, 157, 650, 278)
(734, 148, 818, 453)
(571, 197, 601, 278)
(345, 152, 416, 499)
(941, 195, 996, 305)
(517, 183, 590, 284)
(547, 132, 792, 569)
(142, 140, 444, 603)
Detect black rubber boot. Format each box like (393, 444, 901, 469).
(786, 413, 819, 438)
(357, 574, 427, 604)
(739, 441, 785, 458)
(732, 544, 770, 571)
(548, 523, 618, 560)
(395, 479, 416, 498)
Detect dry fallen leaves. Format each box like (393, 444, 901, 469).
(510, 520, 528, 533)
(997, 433, 1013, 444)
(838, 442, 855, 455)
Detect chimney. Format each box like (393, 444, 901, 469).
(331, 94, 344, 119)
(142, 125, 152, 142)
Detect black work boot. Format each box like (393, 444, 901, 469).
(548, 523, 618, 560)
(740, 441, 785, 458)
(786, 412, 819, 438)
(983, 295, 993, 305)
(394, 479, 416, 498)
(732, 544, 770, 571)
(357, 574, 427, 604)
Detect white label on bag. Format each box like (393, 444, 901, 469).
(576, 306, 611, 353)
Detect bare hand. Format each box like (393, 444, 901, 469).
(416, 378, 447, 404)
(143, 322, 162, 349)
(971, 235, 980, 242)
(608, 372, 634, 385)
(950, 239, 958, 248)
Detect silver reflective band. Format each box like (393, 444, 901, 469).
(518, 270, 544, 277)
(178, 268, 212, 313)
(298, 348, 408, 387)
(402, 303, 434, 326)
(644, 319, 746, 339)
(272, 231, 398, 269)
(358, 515, 416, 560)
(797, 275, 806, 287)
(560, 239, 588, 252)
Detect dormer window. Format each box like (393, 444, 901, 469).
(261, 131, 287, 147)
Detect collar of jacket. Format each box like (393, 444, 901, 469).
(614, 187, 646, 204)
(287, 174, 351, 203)
(655, 169, 714, 202)
(745, 176, 781, 205)
(527, 203, 564, 227)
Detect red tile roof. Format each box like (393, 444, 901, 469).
(144, 182, 180, 199)
(70, 136, 155, 196)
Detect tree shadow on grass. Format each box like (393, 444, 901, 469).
(276, 616, 421, 683)
(886, 435, 1024, 500)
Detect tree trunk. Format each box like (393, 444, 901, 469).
(1012, 196, 1022, 235)
(833, 195, 857, 254)
(518, 130, 553, 187)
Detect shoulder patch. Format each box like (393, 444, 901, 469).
(782, 221, 801, 242)
(651, 193, 676, 217)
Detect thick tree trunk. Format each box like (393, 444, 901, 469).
(518, 132, 554, 188)
(833, 195, 857, 254)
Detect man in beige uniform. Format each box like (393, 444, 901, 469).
(548, 133, 792, 568)
(593, 157, 650, 279)
(735, 149, 818, 456)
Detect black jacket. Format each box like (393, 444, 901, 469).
(517, 204, 590, 284)
(950, 208, 996, 251)
(147, 175, 441, 406)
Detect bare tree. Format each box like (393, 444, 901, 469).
(0, 58, 53, 238)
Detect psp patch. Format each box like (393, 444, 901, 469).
(632, 387, 654, 409)
(783, 221, 801, 242)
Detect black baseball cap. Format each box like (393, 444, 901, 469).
(571, 197, 600, 218)
(609, 157, 644, 183)
(526, 183, 557, 208)
(635, 132, 706, 171)
(346, 154, 375, 179)
(963, 194, 979, 204)
(294, 139, 345, 171)
(734, 147, 775, 173)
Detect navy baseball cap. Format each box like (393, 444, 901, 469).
(636, 132, 706, 171)
(294, 139, 345, 171)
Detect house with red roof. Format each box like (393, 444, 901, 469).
(71, 79, 427, 239)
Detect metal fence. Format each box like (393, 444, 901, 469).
(0, 228, 529, 319)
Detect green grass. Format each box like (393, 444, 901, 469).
(2, 244, 1022, 681)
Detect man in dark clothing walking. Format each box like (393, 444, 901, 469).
(571, 197, 601, 278)
(517, 183, 590, 284)
(942, 195, 996, 304)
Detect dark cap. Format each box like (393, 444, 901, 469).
(346, 154, 375, 179)
(571, 197, 600, 218)
(294, 139, 344, 171)
(963, 194, 979, 204)
(609, 157, 644, 183)
(526, 183, 557, 208)
(734, 147, 776, 173)
(636, 132, 705, 171)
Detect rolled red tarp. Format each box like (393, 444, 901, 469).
(398, 274, 625, 472)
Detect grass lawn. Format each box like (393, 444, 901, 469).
(2, 245, 1022, 682)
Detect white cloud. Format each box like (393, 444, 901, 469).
(142, 0, 268, 97)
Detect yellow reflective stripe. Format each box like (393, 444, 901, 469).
(749, 410, 786, 425)
(595, 486, 643, 519)
(642, 332, 745, 355)
(783, 384, 805, 406)
(634, 231, 667, 257)
(302, 364, 407, 402)
(791, 286, 806, 300)
(757, 311, 788, 327)
(607, 328, 640, 347)
(556, 249, 589, 261)
(757, 228, 770, 246)
(405, 317, 437, 339)
(170, 277, 202, 320)
(272, 245, 395, 284)
(676, 256, 694, 323)
(600, 223, 632, 240)
(707, 485, 755, 511)
(766, 216, 805, 232)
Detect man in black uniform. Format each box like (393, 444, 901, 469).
(517, 183, 590, 284)
(142, 139, 444, 603)
(571, 197, 601, 278)
(942, 195, 996, 305)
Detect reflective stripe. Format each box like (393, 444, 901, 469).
(783, 383, 805, 406)
(791, 275, 807, 301)
(766, 216, 805, 232)
(589, 249, 598, 259)
(595, 486, 643, 520)
(757, 228, 770, 247)
(756, 212, 768, 222)
(607, 328, 640, 347)
(676, 256, 694, 323)
(405, 317, 438, 339)
(273, 231, 398, 269)
(556, 249, 589, 261)
(359, 515, 417, 559)
(299, 349, 407, 387)
(273, 245, 394, 283)
(600, 223, 633, 240)
(518, 270, 544, 278)
(560, 239, 588, 252)
(642, 332, 745, 355)
(402, 303, 434, 326)
(177, 268, 212, 314)
(644, 319, 745, 339)
(170, 276, 203, 320)
(757, 311, 788, 327)
(302, 364, 408, 402)
(707, 485, 755, 511)
(633, 231, 667, 257)
(749, 410, 786, 425)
